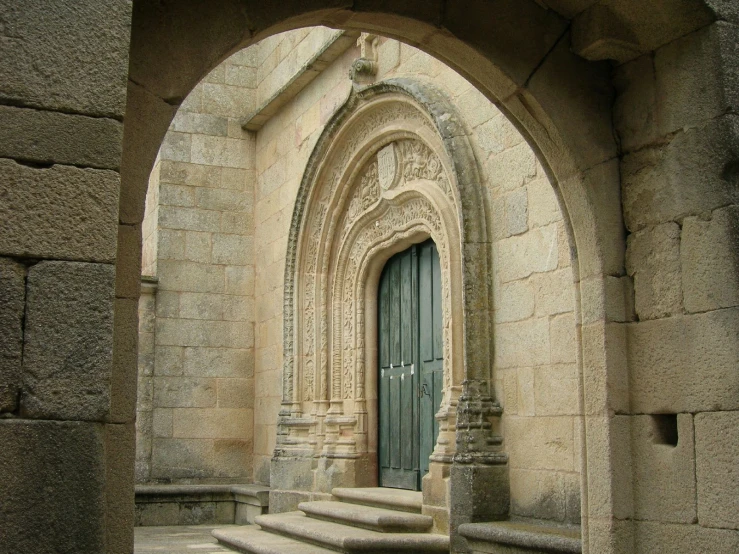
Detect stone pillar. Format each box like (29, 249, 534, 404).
(0, 1, 134, 552)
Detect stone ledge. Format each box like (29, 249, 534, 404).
(459, 519, 581, 553)
(241, 31, 360, 132)
(135, 483, 270, 526)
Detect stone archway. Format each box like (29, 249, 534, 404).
(273, 80, 503, 533)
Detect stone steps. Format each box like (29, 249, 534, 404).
(331, 487, 423, 514)
(297, 500, 433, 533)
(212, 526, 335, 554)
(458, 519, 582, 553)
(213, 487, 448, 554)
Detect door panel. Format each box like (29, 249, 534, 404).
(378, 241, 443, 491)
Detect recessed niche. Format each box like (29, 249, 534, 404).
(652, 414, 678, 447)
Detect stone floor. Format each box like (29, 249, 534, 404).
(134, 525, 237, 553)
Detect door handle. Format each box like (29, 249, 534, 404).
(419, 383, 430, 397)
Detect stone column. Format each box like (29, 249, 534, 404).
(0, 1, 134, 552)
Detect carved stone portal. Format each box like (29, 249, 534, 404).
(272, 80, 507, 532)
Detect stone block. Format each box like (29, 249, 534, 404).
(509, 468, 566, 521)
(135, 502, 180, 526)
(505, 188, 528, 236)
(0, 259, 25, 413)
(158, 229, 187, 260)
(622, 115, 739, 232)
(494, 317, 550, 369)
(110, 298, 139, 423)
(160, 183, 196, 208)
(184, 347, 254, 378)
(152, 409, 173, 438)
(626, 222, 683, 320)
(581, 321, 629, 416)
(456, 90, 498, 129)
(196, 187, 249, 212)
(160, 160, 222, 188)
(0, 0, 130, 118)
(534, 364, 579, 416)
(192, 134, 251, 169)
(487, 142, 537, 190)
(22, 262, 115, 420)
(0, 106, 123, 169)
(157, 260, 225, 293)
(628, 308, 739, 413)
(0, 420, 106, 553)
(217, 378, 254, 408)
(213, 439, 253, 478)
(160, 206, 222, 233)
(493, 279, 535, 324)
(171, 111, 229, 137)
(160, 131, 192, 163)
(580, 274, 635, 325)
(153, 377, 217, 408)
(527, 178, 562, 229)
(449, 462, 509, 550)
(441, 0, 566, 87)
(634, 521, 739, 554)
(104, 423, 135, 552)
(224, 296, 255, 322)
(157, 318, 252, 349)
(695, 411, 739, 530)
(532, 267, 575, 317)
(172, 407, 251, 439)
(115, 224, 143, 299)
(226, 265, 255, 296)
(0, 160, 119, 262)
(631, 414, 696, 523)
(151, 438, 214, 479)
(613, 54, 659, 153)
(505, 416, 574, 471)
(184, 231, 212, 264)
(583, 415, 634, 520)
(654, 22, 739, 140)
(226, 64, 257, 87)
(495, 223, 559, 283)
(202, 83, 256, 119)
(681, 206, 739, 313)
(179, 292, 224, 320)
(549, 313, 577, 365)
(154, 345, 184, 376)
(377, 38, 401, 77)
(213, 234, 253, 265)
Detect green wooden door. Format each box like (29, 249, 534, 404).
(378, 240, 443, 491)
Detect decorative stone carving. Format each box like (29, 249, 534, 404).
(276, 82, 502, 512)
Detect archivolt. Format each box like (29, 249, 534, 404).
(279, 79, 498, 463)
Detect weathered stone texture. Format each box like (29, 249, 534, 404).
(0, 106, 124, 169)
(626, 222, 683, 320)
(634, 521, 739, 554)
(695, 411, 739, 530)
(622, 115, 739, 232)
(0, 0, 131, 118)
(0, 160, 119, 262)
(681, 206, 739, 313)
(0, 259, 25, 413)
(22, 261, 115, 420)
(628, 308, 739, 413)
(631, 414, 696, 523)
(0, 420, 106, 553)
